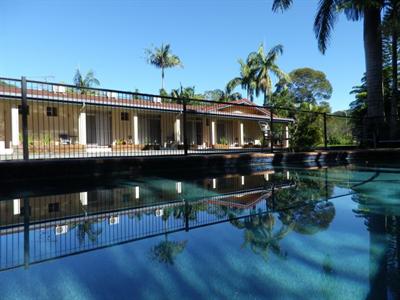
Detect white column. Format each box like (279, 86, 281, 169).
(264, 173, 269, 181)
(176, 182, 182, 194)
(284, 125, 289, 148)
(241, 176, 245, 186)
(174, 118, 181, 143)
(211, 121, 216, 145)
(80, 192, 88, 206)
(0, 106, 5, 151)
(11, 107, 19, 147)
(133, 115, 139, 145)
(78, 111, 87, 145)
(135, 186, 140, 199)
(13, 199, 21, 215)
(239, 122, 244, 146)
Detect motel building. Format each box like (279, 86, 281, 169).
(0, 82, 293, 157)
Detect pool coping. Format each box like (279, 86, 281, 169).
(0, 148, 398, 182)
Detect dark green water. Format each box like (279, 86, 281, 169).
(0, 164, 399, 299)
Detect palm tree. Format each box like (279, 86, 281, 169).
(272, 0, 386, 136)
(383, 0, 400, 137)
(250, 44, 289, 106)
(145, 44, 183, 90)
(73, 69, 100, 94)
(226, 58, 258, 101)
(170, 85, 195, 99)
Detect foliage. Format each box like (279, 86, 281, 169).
(151, 239, 187, 265)
(226, 58, 258, 101)
(219, 137, 228, 145)
(42, 133, 52, 146)
(288, 68, 333, 104)
(203, 89, 242, 102)
(290, 103, 326, 150)
(227, 43, 288, 105)
(73, 69, 100, 95)
(250, 44, 289, 105)
(0, 80, 17, 88)
(145, 43, 182, 89)
(326, 111, 355, 145)
(272, 0, 391, 139)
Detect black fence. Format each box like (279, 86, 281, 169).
(0, 76, 362, 160)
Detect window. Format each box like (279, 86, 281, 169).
(18, 105, 29, 115)
(46, 106, 58, 117)
(48, 203, 60, 213)
(121, 112, 129, 121)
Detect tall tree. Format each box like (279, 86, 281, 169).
(250, 44, 289, 106)
(383, 0, 400, 137)
(288, 67, 333, 105)
(73, 69, 100, 94)
(226, 58, 258, 101)
(145, 44, 183, 90)
(272, 0, 386, 138)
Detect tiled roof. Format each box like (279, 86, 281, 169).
(0, 85, 292, 122)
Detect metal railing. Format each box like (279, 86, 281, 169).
(0, 76, 363, 160)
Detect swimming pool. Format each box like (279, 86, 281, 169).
(0, 164, 399, 299)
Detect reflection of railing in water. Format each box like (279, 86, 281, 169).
(0, 179, 299, 272)
(0, 183, 350, 274)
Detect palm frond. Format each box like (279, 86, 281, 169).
(272, 0, 293, 12)
(226, 77, 242, 93)
(314, 0, 339, 54)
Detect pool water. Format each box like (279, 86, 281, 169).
(0, 164, 399, 299)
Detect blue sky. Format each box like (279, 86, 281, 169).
(0, 0, 364, 111)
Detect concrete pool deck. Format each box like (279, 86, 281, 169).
(0, 148, 399, 182)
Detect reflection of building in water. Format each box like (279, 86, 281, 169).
(0, 171, 290, 227)
(0, 171, 293, 271)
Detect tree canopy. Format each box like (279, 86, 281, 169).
(288, 68, 332, 105)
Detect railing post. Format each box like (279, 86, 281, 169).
(270, 108, 274, 153)
(21, 76, 29, 160)
(323, 113, 328, 150)
(184, 199, 189, 232)
(182, 98, 188, 156)
(23, 197, 30, 269)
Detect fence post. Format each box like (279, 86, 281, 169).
(21, 77, 29, 160)
(182, 98, 188, 156)
(270, 108, 274, 153)
(184, 199, 189, 232)
(23, 197, 30, 269)
(323, 113, 328, 150)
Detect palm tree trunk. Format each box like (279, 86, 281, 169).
(364, 5, 386, 140)
(263, 93, 268, 106)
(161, 68, 165, 90)
(390, 14, 399, 138)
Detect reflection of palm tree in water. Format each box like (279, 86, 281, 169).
(229, 200, 335, 260)
(77, 220, 103, 244)
(279, 201, 336, 235)
(230, 210, 292, 260)
(151, 205, 188, 265)
(151, 237, 187, 265)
